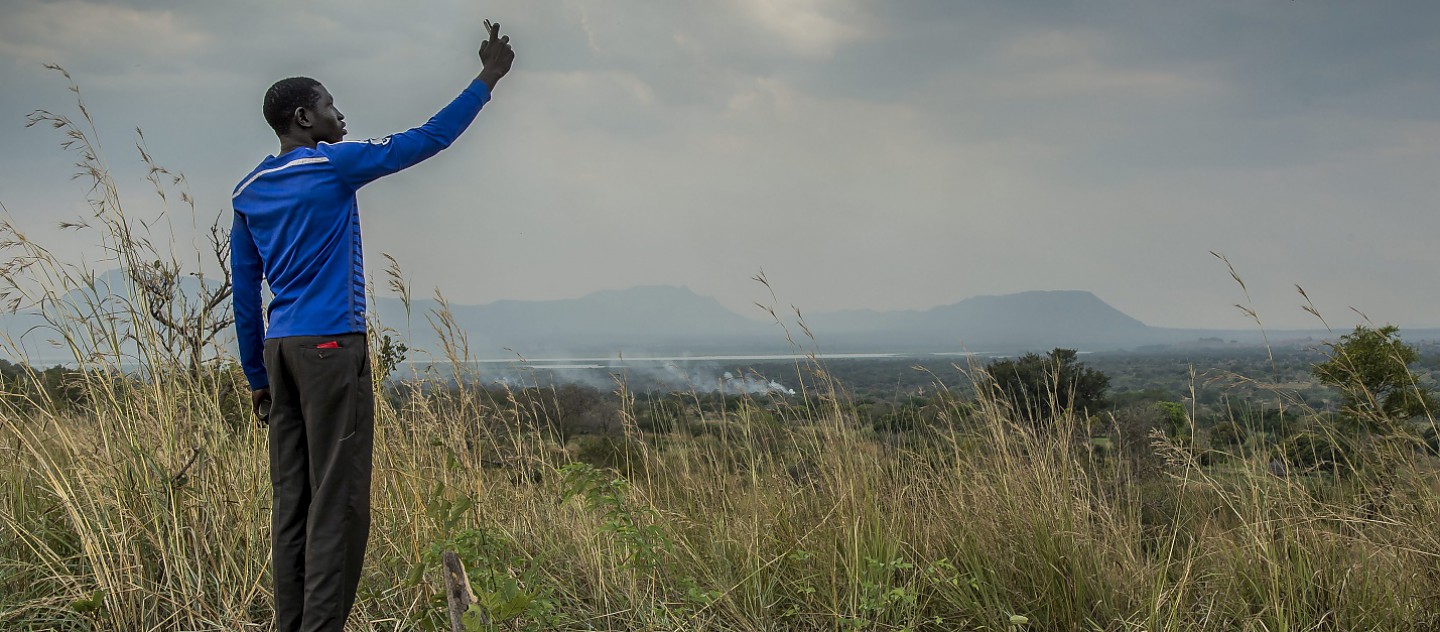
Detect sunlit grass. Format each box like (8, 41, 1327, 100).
(7, 350, 1440, 631)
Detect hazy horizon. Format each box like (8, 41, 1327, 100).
(3, 1, 1439, 331)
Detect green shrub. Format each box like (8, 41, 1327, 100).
(1209, 421, 1248, 449)
(1276, 431, 1351, 473)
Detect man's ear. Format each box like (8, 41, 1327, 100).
(293, 106, 312, 129)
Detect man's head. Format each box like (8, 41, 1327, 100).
(263, 77, 346, 144)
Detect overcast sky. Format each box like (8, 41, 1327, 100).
(2, 0, 1438, 331)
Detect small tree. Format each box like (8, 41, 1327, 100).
(981, 348, 1110, 424)
(1276, 430, 1352, 473)
(129, 219, 234, 377)
(1156, 401, 1189, 438)
(1312, 325, 1435, 430)
(521, 383, 619, 446)
(1209, 421, 1248, 449)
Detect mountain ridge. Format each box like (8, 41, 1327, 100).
(9, 275, 1435, 363)
(372, 285, 1160, 355)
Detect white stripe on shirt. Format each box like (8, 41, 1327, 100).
(232, 156, 330, 199)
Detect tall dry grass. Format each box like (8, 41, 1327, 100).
(4, 67, 1440, 631)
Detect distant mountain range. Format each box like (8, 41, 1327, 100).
(372, 287, 1169, 356)
(805, 290, 1152, 349)
(367, 285, 1368, 358)
(6, 274, 1439, 363)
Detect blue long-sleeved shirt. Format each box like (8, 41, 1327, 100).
(231, 79, 491, 390)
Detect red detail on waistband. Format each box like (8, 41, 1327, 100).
(317, 341, 340, 349)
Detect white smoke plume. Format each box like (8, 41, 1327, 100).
(458, 358, 800, 397)
(720, 371, 796, 396)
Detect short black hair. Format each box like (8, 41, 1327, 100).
(263, 77, 322, 135)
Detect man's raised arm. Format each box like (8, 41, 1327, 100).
(322, 21, 515, 188)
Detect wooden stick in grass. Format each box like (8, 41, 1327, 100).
(442, 551, 486, 631)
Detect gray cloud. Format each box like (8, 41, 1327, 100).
(2, 0, 1438, 335)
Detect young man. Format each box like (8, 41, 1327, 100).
(230, 22, 514, 632)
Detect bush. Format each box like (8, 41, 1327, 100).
(1276, 431, 1351, 473)
(981, 348, 1110, 424)
(572, 434, 644, 473)
(1209, 421, 1248, 449)
(1108, 402, 1168, 480)
(1421, 424, 1440, 456)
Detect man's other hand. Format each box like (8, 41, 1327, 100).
(478, 19, 515, 88)
(252, 388, 272, 427)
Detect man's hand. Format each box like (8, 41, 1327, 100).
(478, 19, 515, 89)
(252, 388, 272, 427)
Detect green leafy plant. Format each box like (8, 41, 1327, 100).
(374, 332, 409, 382)
(848, 555, 920, 629)
(407, 483, 560, 631)
(558, 462, 669, 572)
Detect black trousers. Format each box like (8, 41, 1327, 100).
(264, 333, 373, 632)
